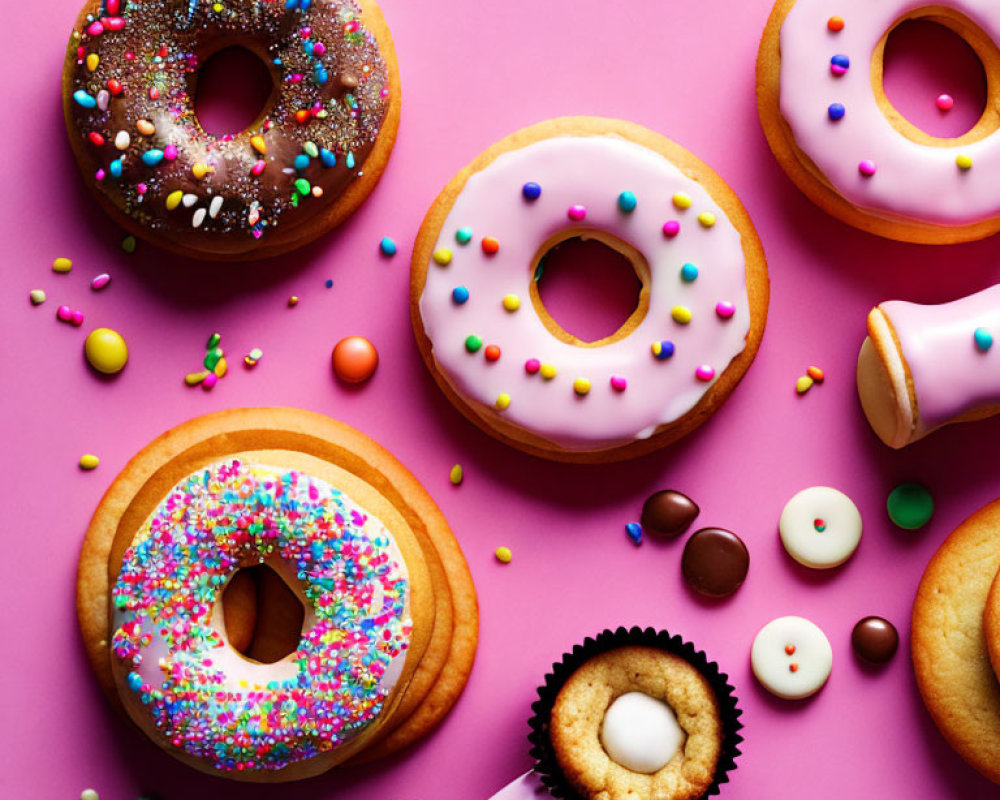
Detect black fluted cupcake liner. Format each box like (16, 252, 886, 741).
(527, 626, 743, 800)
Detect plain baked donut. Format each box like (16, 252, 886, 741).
(63, 0, 399, 260)
(77, 408, 478, 782)
(411, 117, 769, 463)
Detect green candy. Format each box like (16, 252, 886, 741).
(464, 334, 482, 353)
(294, 178, 311, 196)
(887, 483, 934, 530)
(203, 346, 224, 370)
(206, 332, 221, 350)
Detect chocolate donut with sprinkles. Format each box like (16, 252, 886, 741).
(62, 0, 399, 259)
(77, 408, 478, 781)
(411, 118, 769, 462)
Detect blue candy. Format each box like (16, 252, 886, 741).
(452, 286, 470, 304)
(625, 522, 643, 545)
(73, 90, 96, 109)
(522, 182, 542, 200)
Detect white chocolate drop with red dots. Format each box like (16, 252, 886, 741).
(600, 691, 685, 773)
(779, 486, 862, 569)
(751, 615, 833, 699)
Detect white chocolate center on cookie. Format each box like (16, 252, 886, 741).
(600, 691, 684, 773)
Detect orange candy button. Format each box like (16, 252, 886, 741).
(332, 336, 379, 383)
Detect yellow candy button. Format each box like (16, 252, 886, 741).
(84, 328, 128, 374)
(79, 454, 100, 470)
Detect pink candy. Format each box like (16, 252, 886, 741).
(91, 273, 111, 291)
(662, 220, 681, 238)
(313, 42, 326, 56)
(524, 358, 540, 374)
(251, 160, 266, 176)
(87, 21, 104, 36)
(107, 0, 121, 14)
(610, 376, 627, 392)
(715, 301, 736, 319)
(164, 144, 178, 161)
(695, 365, 715, 382)
(202, 372, 219, 390)
(57, 305, 84, 326)
(567, 205, 587, 222)
(936, 94, 955, 112)
(859, 159, 877, 177)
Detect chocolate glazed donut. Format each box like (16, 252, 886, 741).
(63, 0, 399, 260)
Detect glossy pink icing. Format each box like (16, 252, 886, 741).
(880, 285, 1000, 431)
(417, 135, 753, 450)
(779, 0, 1000, 225)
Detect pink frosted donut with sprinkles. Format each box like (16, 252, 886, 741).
(109, 460, 413, 777)
(758, 0, 1000, 243)
(411, 118, 769, 462)
(62, 0, 399, 260)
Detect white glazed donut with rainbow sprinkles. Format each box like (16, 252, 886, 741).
(758, 0, 1000, 243)
(411, 118, 769, 462)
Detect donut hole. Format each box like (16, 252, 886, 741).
(221, 563, 305, 664)
(532, 234, 647, 345)
(193, 46, 276, 138)
(881, 18, 987, 139)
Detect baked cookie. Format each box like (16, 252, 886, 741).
(411, 117, 768, 462)
(77, 408, 477, 781)
(63, 0, 400, 260)
(912, 498, 1000, 784)
(757, 0, 1000, 243)
(549, 646, 722, 800)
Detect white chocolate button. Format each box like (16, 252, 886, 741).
(600, 691, 684, 773)
(751, 615, 833, 699)
(779, 486, 862, 569)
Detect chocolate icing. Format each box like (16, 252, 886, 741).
(64, 0, 389, 256)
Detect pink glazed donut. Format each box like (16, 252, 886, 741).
(758, 0, 1000, 243)
(410, 118, 769, 462)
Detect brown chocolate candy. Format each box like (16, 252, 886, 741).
(851, 616, 898, 664)
(641, 490, 700, 538)
(681, 528, 749, 597)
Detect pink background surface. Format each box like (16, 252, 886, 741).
(4, 1, 1000, 798)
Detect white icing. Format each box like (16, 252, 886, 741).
(779, 486, 862, 569)
(600, 692, 684, 773)
(751, 615, 833, 699)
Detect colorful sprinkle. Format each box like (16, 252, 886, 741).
(481, 236, 500, 254)
(662, 220, 681, 238)
(831, 54, 850, 75)
(52, 257, 73, 273)
(464, 335, 483, 353)
(495, 393, 511, 410)
(73, 90, 97, 108)
(936, 94, 954, 112)
(672, 193, 692, 210)
(617, 191, 638, 213)
(957, 154, 973, 171)
(91, 273, 111, 291)
(452, 286, 470, 304)
(974, 328, 993, 352)
(567, 205, 587, 221)
(680, 263, 698, 282)
(325, 278, 334, 288)
(456, 227, 473, 245)
(671, 306, 692, 324)
(525, 358, 541, 374)
(449, 464, 463, 486)
(796, 375, 814, 394)
(828, 103, 846, 121)
(287, 295, 299, 307)
(484, 344, 501, 362)
(827, 16, 844, 32)
(573, 378, 591, 395)
(185, 370, 209, 386)
(141, 149, 165, 167)
(695, 365, 716, 382)
(244, 348, 263, 367)
(716, 301, 736, 319)
(250, 135, 267, 154)
(379, 237, 397, 256)
(610, 376, 627, 392)
(651, 340, 675, 360)
(502, 294, 520, 312)
(433, 248, 452, 266)
(79, 454, 100, 471)
(625, 522, 643, 545)
(495, 546, 513, 564)
(859, 159, 877, 177)
(29, 290, 46, 305)
(522, 182, 542, 200)
(698, 212, 716, 228)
